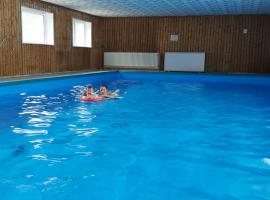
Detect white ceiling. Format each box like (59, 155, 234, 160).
(41, 0, 270, 17)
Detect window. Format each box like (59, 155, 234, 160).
(72, 18, 92, 48)
(21, 6, 54, 45)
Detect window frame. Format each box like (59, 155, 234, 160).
(72, 18, 92, 48)
(21, 6, 54, 46)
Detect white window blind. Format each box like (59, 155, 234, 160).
(21, 6, 54, 45)
(72, 18, 92, 48)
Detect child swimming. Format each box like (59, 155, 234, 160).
(99, 84, 119, 98)
(81, 85, 98, 99)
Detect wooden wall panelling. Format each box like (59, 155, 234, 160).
(103, 15, 270, 73)
(0, 0, 103, 76)
(1, 0, 269, 75)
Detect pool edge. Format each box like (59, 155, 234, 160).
(1, 70, 270, 86)
(0, 70, 118, 85)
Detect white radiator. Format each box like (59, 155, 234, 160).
(164, 52, 205, 72)
(104, 52, 160, 69)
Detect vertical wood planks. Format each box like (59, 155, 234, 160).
(0, 0, 103, 76)
(103, 15, 270, 73)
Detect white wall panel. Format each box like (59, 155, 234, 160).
(104, 52, 160, 69)
(164, 52, 205, 72)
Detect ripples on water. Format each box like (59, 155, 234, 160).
(3, 85, 99, 169)
(0, 79, 270, 199)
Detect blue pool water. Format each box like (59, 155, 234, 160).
(1, 71, 270, 200)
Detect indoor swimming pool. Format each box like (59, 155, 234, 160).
(0, 71, 270, 200)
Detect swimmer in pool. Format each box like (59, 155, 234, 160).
(99, 84, 118, 98)
(81, 85, 98, 99)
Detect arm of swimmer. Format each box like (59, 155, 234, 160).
(103, 93, 118, 98)
(81, 93, 98, 98)
(81, 93, 87, 98)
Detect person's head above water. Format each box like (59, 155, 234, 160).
(86, 85, 94, 94)
(100, 84, 108, 95)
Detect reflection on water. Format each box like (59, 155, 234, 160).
(262, 158, 270, 166)
(29, 138, 54, 149)
(3, 78, 270, 199)
(9, 84, 99, 170)
(42, 177, 59, 186)
(13, 128, 48, 136)
(14, 94, 58, 136)
(30, 154, 48, 161)
(75, 151, 93, 157)
(70, 127, 99, 137)
(76, 106, 96, 123)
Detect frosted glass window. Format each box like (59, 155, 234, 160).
(21, 6, 54, 45)
(72, 19, 92, 48)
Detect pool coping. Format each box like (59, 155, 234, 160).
(0, 70, 115, 84)
(1, 70, 270, 85)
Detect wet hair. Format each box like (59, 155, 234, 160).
(87, 85, 93, 89)
(100, 84, 108, 89)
